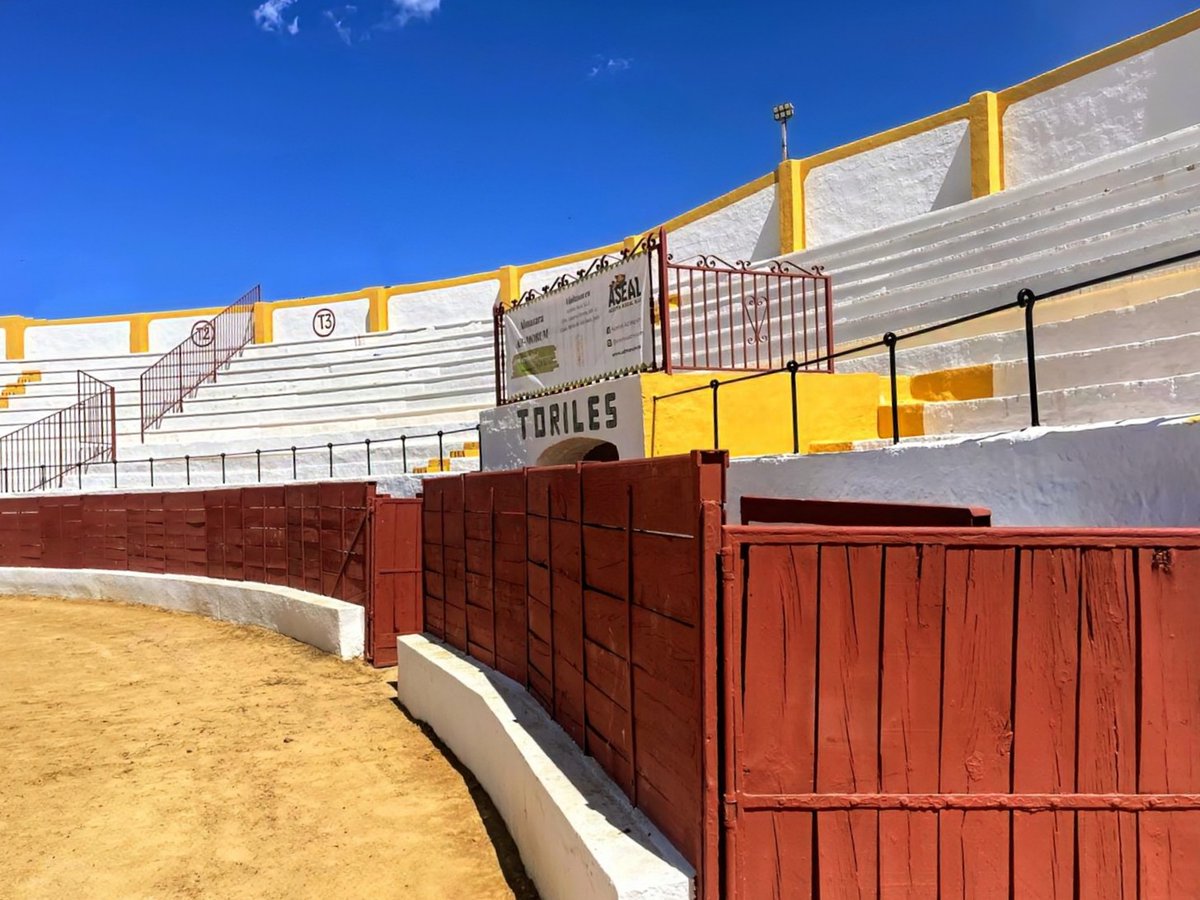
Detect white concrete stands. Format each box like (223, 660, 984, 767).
(396, 635, 692, 900)
(773, 123, 1200, 343)
(1004, 25, 1200, 187)
(0, 567, 365, 659)
(726, 415, 1200, 527)
(839, 280, 1200, 438)
(805, 119, 972, 247)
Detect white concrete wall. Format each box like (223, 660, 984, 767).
(727, 416, 1200, 527)
(0, 567, 365, 658)
(397, 635, 692, 900)
(805, 120, 972, 247)
(25, 321, 130, 360)
(273, 298, 370, 344)
(667, 183, 780, 263)
(149, 315, 213, 353)
(387, 279, 498, 330)
(1005, 28, 1200, 187)
(520, 254, 609, 296)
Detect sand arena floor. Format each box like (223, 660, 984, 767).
(0, 595, 538, 900)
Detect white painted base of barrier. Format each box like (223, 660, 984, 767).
(727, 414, 1200, 527)
(0, 567, 364, 659)
(395, 634, 693, 900)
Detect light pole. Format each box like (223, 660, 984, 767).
(773, 102, 794, 162)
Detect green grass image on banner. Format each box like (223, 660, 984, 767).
(512, 345, 559, 377)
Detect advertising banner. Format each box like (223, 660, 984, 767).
(503, 252, 652, 398)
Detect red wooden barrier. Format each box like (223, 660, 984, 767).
(422, 452, 727, 898)
(720, 525, 1200, 899)
(0, 484, 422, 666)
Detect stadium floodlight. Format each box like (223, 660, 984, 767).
(773, 102, 795, 162)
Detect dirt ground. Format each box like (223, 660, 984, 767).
(0, 595, 538, 900)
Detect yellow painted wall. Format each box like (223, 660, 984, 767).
(641, 370, 881, 458)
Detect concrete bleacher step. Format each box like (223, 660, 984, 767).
(837, 206, 1200, 344)
(779, 122, 1200, 275)
(922, 371, 1200, 436)
(825, 142, 1200, 290)
(841, 276, 1200, 374)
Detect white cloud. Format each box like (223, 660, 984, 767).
(325, 9, 353, 44)
(254, 0, 300, 33)
(389, 0, 441, 26)
(589, 57, 632, 78)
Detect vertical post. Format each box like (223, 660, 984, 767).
(149, 457, 155, 488)
(709, 379, 720, 449)
(824, 277, 835, 373)
(476, 424, 483, 472)
(328, 442, 334, 477)
(291, 446, 297, 480)
(109, 386, 117, 461)
(220, 453, 227, 484)
(256, 449, 261, 483)
(437, 430, 444, 470)
(185, 455, 191, 485)
(493, 303, 505, 406)
(112, 459, 117, 489)
(401, 435, 408, 473)
(788, 360, 800, 453)
(658, 228, 673, 374)
(365, 438, 372, 476)
(1018, 288, 1040, 427)
(884, 332, 900, 445)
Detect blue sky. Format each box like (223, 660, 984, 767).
(1, 0, 1195, 317)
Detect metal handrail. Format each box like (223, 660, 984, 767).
(0, 371, 117, 492)
(0, 423, 483, 494)
(139, 284, 259, 439)
(651, 245, 1200, 451)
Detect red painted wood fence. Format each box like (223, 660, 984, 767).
(720, 526, 1200, 899)
(422, 452, 727, 898)
(0, 484, 422, 666)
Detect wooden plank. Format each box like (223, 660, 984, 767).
(1012, 547, 1079, 900)
(1076, 548, 1138, 900)
(939, 547, 1015, 900)
(740, 545, 818, 796)
(1138, 547, 1200, 897)
(879, 544, 944, 899)
(815, 544, 882, 898)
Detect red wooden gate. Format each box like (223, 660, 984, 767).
(719, 526, 1200, 898)
(369, 496, 422, 667)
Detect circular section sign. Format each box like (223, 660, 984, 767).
(190, 319, 216, 348)
(313, 308, 337, 338)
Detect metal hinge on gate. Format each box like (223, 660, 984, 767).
(719, 546, 736, 586)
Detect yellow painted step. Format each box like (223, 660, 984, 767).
(808, 440, 856, 454)
(449, 447, 479, 459)
(877, 403, 925, 440)
(416, 458, 453, 473)
(907, 364, 993, 402)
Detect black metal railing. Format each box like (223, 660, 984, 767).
(0, 372, 118, 492)
(0, 423, 482, 494)
(651, 246, 1200, 453)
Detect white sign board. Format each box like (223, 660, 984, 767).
(503, 253, 652, 398)
(478, 376, 647, 470)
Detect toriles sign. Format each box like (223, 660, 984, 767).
(502, 253, 653, 399)
(478, 376, 646, 469)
